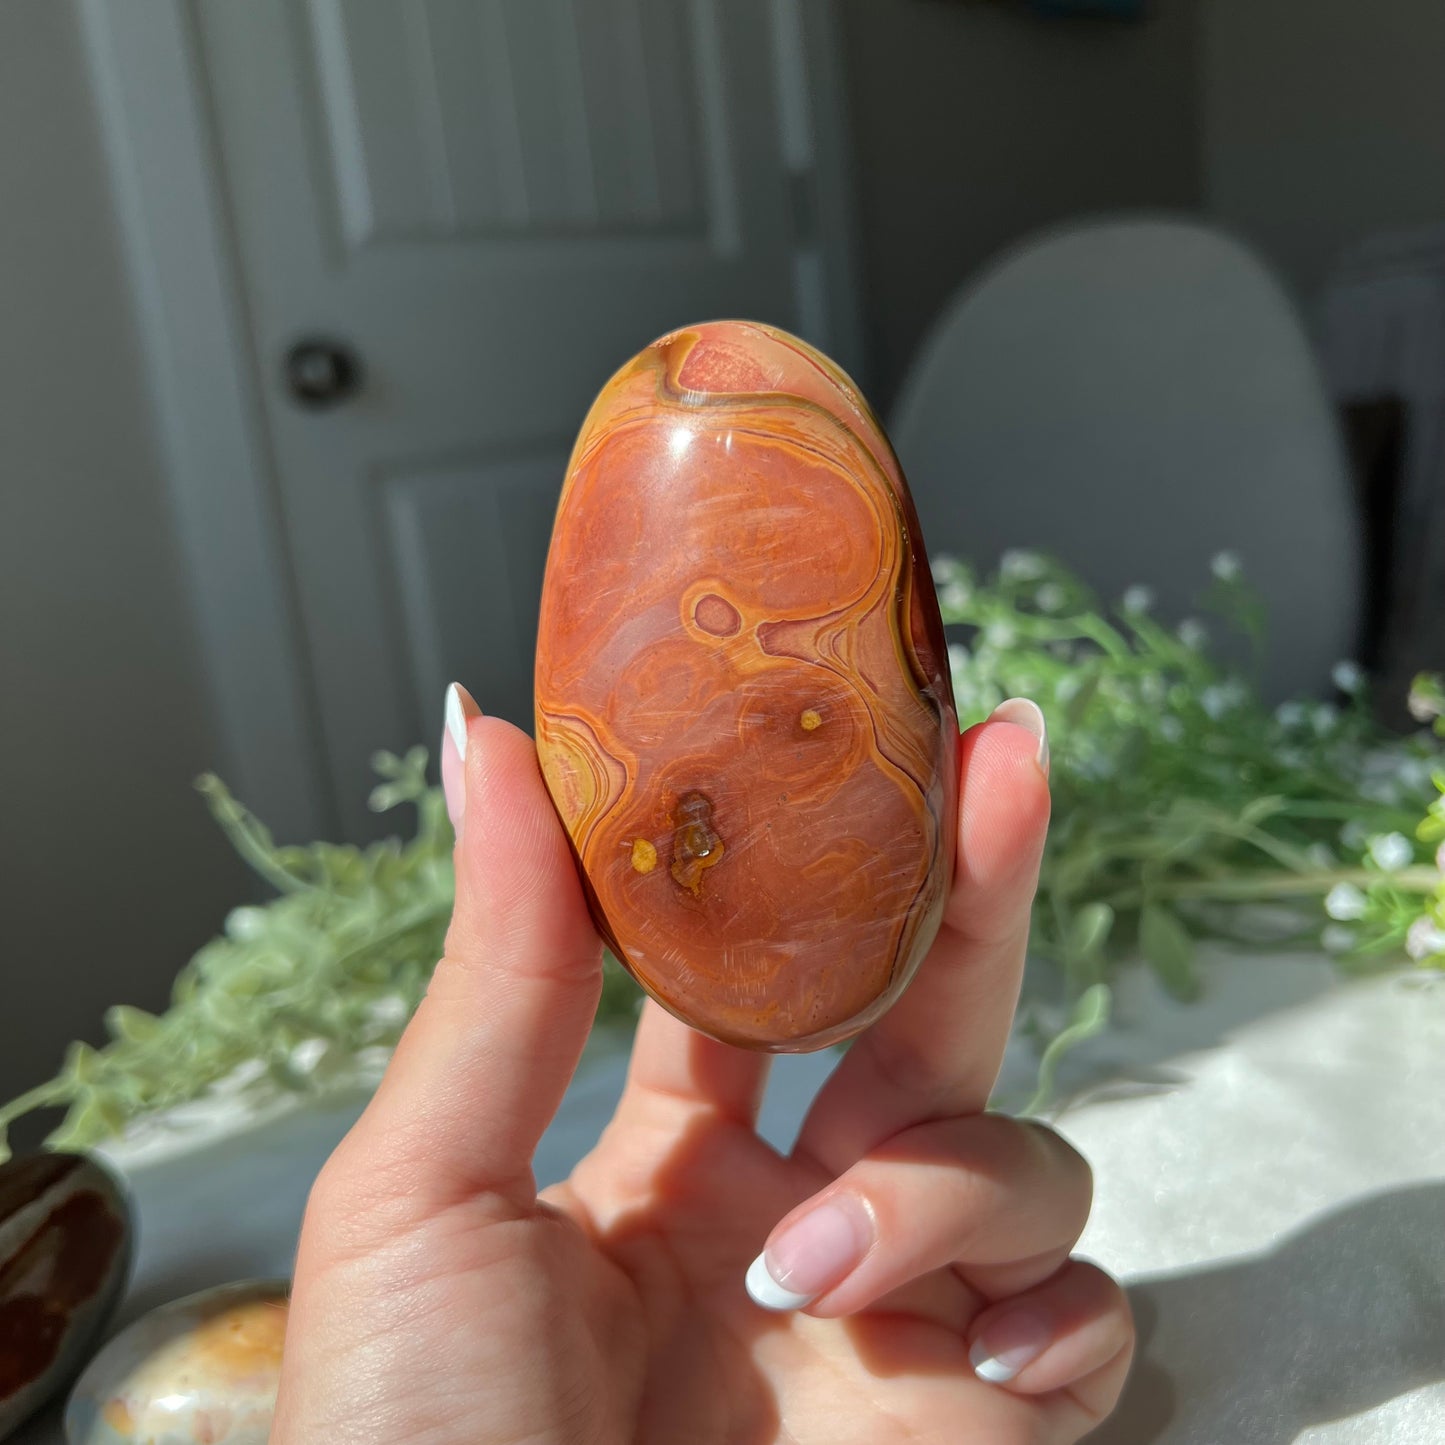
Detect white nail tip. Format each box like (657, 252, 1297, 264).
(745, 1253, 815, 1312)
(969, 1337, 1020, 1383)
(444, 683, 468, 763)
(989, 696, 1049, 771)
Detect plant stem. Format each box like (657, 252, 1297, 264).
(1106, 866, 1440, 909)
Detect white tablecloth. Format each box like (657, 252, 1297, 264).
(14, 952, 1445, 1444)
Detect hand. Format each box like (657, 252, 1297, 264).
(272, 688, 1132, 1443)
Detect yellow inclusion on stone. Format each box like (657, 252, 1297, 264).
(800, 709, 823, 731)
(631, 838, 658, 874)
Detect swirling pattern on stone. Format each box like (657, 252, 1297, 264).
(0, 1152, 131, 1438)
(65, 1279, 287, 1445)
(535, 320, 958, 1050)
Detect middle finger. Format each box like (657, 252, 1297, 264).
(792, 707, 1050, 1176)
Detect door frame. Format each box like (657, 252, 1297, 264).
(79, 0, 867, 844)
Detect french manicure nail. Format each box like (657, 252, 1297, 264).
(445, 682, 473, 764)
(969, 1307, 1051, 1383)
(989, 696, 1049, 775)
(745, 1194, 873, 1312)
(442, 683, 480, 837)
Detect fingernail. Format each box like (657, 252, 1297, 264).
(745, 1194, 873, 1312)
(989, 696, 1049, 775)
(442, 683, 480, 837)
(969, 1307, 1051, 1383)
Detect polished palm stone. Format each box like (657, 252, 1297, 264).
(65, 1279, 288, 1445)
(535, 320, 958, 1051)
(0, 1152, 131, 1438)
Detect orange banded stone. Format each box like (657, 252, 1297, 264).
(535, 321, 958, 1050)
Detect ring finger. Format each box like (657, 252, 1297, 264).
(792, 705, 1052, 1177)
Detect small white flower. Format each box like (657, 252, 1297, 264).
(1360, 777, 1400, 805)
(931, 555, 960, 585)
(1368, 832, 1414, 871)
(939, 580, 971, 614)
(1139, 674, 1165, 705)
(225, 906, 268, 941)
(1159, 716, 1184, 742)
(947, 643, 971, 675)
(1000, 549, 1046, 582)
(1275, 701, 1306, 729)
(984, 620, 1017, 649)
(1340, 819, 1370, 852)
(289, 1038, 329, 1075)
(1324, 882, 1368, 921)
(1201, 683, 1242, 720)
(1277, 746, 1309, 770)
(1331, 660, 1365, 694)
(1177, 619, 1208, 650)
(1211, 550, 1243, 581)
(1121, 585, 1155, 615)
(1306, 842, 1336, 868)
(366, 994, 410, 1030)
(1396, 757, 1433, 792)
(1311, 703, 1339, 735)
(1405, 916, 1445, 962)
(1056, 674, 1081, 703)
(1035, 582, 1066, 614)
(1407, 678, 1443, 723)
(1321, 923, 1356, 954)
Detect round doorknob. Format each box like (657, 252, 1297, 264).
(284, 337, 363, 409)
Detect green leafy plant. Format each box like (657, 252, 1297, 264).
(3, 553, 1442, 1160)
(0, 749, 640, 1162)
(934, 549, 1445, 1091)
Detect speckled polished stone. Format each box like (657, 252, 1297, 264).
(536, 320, 958, 1051)
(65, 1279, 288, 1445)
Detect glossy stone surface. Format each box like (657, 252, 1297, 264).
(65, 1279, 287, 1445)
(536, 320, 958, 1050)
(0, 1153, 131, 1438)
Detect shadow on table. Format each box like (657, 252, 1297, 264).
(996, 951, 1351, 1115)
(1088, 1181, 1445, 1444)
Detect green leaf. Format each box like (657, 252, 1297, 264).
(1067, 902, 1115, 962)
(1140, 904, 1200, 1000)
(1064, 670, 1102, 728)
(1238, 795, 1287, 829)
(1024, 984, 1111, 1114)
(105, 1006, 162, 1045)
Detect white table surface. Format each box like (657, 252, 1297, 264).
(15, 951, 1445, 1444)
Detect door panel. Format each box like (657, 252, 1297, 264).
(194, 0, 836, 836)
(384, 449, 566, 754)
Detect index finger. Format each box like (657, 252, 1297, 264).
(790, 702, 1050, 1175)
(329, 693, 603, 1215)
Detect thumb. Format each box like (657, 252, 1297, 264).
(343, 683, 602, 1211)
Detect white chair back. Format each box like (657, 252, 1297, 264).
(891, 216, 1360, 701)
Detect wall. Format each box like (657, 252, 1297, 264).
(0, 2, 246, 1135)
(837, 0, 1204, 409)
(1201, 0, 1445, 302)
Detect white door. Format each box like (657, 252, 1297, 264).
(183, 0, 859, 839)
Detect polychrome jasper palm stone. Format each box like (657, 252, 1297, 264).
(0, 1152, 131, 1438)
(535, 320, 958, 1051)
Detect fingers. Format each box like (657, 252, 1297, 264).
(614, 998, 773, 1130)
(792, 704, 1050, 1174)
(970, 1259, 1134, 1420)
(746, 1114, 1088, 1317)
(327, 684, 602, 1215)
